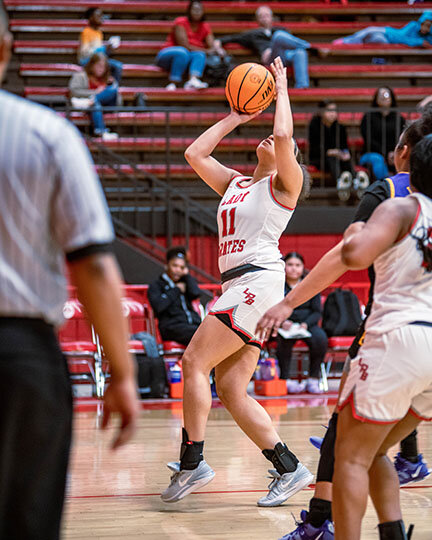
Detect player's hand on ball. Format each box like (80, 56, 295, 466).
(270, 56, 288, 95)
(229, 108, 262, 125)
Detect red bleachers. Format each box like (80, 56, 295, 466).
(10, 19, 406, 36)
(20, 62, 432, 81)
(23, 85, 432, 104)
(6, 1, 432, 17)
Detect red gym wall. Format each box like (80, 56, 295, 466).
(161, 234, 369, 284)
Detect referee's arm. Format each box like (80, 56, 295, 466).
(53, 120, 139, 449)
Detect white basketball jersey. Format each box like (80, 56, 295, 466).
(366, 192, 432, 334)
(217, 174, 294, 274)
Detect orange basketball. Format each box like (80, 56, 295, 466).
(225, 63, 275, 114)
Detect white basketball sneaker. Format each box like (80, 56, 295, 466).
(161, 460, 215, 503)
(257, 462, 314, 507)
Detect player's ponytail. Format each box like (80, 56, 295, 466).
(293, 138, 311, 200)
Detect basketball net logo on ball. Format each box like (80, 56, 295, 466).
(226, 63, 275, 114)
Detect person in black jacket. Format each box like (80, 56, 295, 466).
(148, 247, 202, 346)
(308, 100, 369, 201)
(275, 252, 328, 394)
(214, 5, 310, 88)
(360, 86, 406, 181)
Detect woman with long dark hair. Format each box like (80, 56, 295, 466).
(360, 86, 405, 181)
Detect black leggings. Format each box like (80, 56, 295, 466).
(276, 324, 328, 379)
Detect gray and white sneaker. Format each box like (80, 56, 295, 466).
(257, 463, 314, 507)
(161, 460, 215, 503)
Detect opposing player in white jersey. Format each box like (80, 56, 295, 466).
(333, 134, 432, 540)
(161, 57, 313, 506)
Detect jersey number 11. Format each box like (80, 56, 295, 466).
(221, 207, 236, 237)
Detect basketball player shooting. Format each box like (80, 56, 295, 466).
(161, 56, 313, 506)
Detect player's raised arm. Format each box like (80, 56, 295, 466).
(184, 110, 261, 196)
(270, 57, 303, 206)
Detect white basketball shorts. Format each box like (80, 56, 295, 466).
(209, 268, 285, 347)
(338, 323, 432, 423)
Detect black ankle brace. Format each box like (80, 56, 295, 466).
(262, 442, 299, 475)
(378, 520, 409, 540)
(307, 497, 332, 528)
(179, 428, 204, 471)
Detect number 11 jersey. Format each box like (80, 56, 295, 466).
(217, 174, 295, 274)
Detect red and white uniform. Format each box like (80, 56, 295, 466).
(339, 193, 432, 422)
(210, 174, 295, 344)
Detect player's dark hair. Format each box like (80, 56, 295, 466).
(410, 135, 432, 272)
(397, 107, 432, 150)
(410, 135, 432, 198)
(293, 139, 311, 200)
(85, 7, 99, 20)
(187, 0, 205, 22)
(371, 86, 397, 109)
(166, 246, 187, 263)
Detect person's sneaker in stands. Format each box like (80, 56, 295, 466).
(286, 379, 307, 394)
(184, 76, 208, 90)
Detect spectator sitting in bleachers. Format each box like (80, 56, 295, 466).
(214, 5, 310, 89)
(308, 99, 369, 201)
(360, 86, 406, 181)
(334, 10, 432, 48)
(69, 53, 119, 140)
(78, 7, 123, 84)
(155, 0, 223, 91)
(275, 252, 328, 395)
(148, 247, 202, 346)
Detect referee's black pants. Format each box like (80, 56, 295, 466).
(0, 318, 73, 540)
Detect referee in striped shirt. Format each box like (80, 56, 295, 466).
(0, 7, 139, 539)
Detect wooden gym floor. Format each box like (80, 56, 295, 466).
(63, 395, 432, 539)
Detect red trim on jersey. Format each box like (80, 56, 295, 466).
(209, 307, 253, 339)
(398, 200, 421, 242)
(408, 406, 432, 422)
(235, 176, 253, 189)
(338, 390, 399, 425)
(269, 173, 295, 211)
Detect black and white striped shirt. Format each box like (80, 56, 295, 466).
(0, 90, 114, 325)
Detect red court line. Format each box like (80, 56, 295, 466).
(68, 484, 432, 500)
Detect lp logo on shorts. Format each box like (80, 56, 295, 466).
(243, 288, 256, 305)
(358, 358, 369, 381)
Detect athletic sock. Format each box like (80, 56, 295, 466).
(306, 497, 332, 528)
(179, 427, 204, 470)
(262, 442, 299, 475)
(378, 520, 409, 540)
(400, 430, 419, 463)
